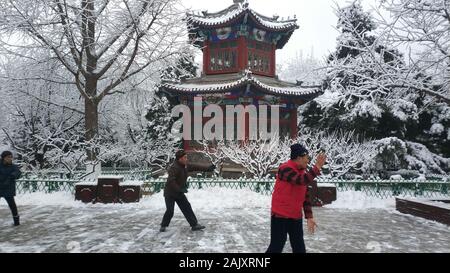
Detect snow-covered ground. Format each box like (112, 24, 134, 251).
(0, 187, 449, 253)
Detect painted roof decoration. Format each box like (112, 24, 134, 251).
(187, 0, 299, 49)
(161, 70, 321, 99)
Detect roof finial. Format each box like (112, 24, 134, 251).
(233, 0, 249, 7)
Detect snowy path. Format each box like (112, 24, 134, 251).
(0, 188, 449, 253)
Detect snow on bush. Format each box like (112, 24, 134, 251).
(363, 137, 450, 174)
(430, 123, 444, 135)
(387, 99, 418, 122)
(350, 100, 383, 119)
(405, 141, 450, 174)
(315, 89, 344, 109)
(389, 174, 403, 180)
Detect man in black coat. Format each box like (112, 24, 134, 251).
(160, 150, 215, 232)
(0, 151, 22, 226)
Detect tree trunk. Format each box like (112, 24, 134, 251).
(85, 73, 99, 161)
(85, 97, 98, 161)
(82, 0, 99, 161)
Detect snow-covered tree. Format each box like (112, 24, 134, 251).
(278, 50, 326, 85)
(297, 128, 377, 178)
(160, 54, 199, 82)
(321, 1, 414, 134)
(199, 137, 288, 179)
(199, 130, 375, 179)
(104, 53, 201, 169)
(299, 1, 415, 141)
(144, 96, 176, 141)
(2, 103, 86, 172)
(199, 140, 227, 177)
(376, 0, 450, 105)
(0, 0, 194, 160)
(0, 55, 87, 173)
(298, 1, 449, 175)
(95, 87, 180, 170)
(373, 0, 450, 157)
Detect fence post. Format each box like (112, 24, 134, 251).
(414, 182, 424, 197)
(265, 178, 271, 194)
(392, 182, 400, 196)
(255, 182, 261, 193)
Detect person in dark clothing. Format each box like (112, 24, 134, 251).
(160, 150, 215, 232)
(266, 144, 326, 253)
(0, 151, 22, 226)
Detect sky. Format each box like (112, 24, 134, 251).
(181, 0, 380, 63)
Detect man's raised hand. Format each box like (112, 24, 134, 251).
(315, 153, 327, 170)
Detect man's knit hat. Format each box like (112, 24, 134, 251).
(1, 150, 13, 160)
(175, 150, 187, 160)
(290, 144, 308, 160)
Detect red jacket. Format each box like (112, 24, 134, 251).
(271, 160, 321, 220)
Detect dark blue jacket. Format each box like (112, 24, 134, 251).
(0, 163, 22, 197)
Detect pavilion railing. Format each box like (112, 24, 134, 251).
(15, 176, 450, 199)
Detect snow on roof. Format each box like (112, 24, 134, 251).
(121, 181, 144, 186)
(162, 71, 321, 97)
(188, 5, 243, 27)
(398, 197, 450, 210)
(187, 2, 298, 31)
(317, 183, 337, 188)
(75, 181, 98, 186)
(247, 9, 298, 30)
(97, 175, 125, 180)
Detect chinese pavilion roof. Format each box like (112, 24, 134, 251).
(187, 1, 299, 49)
(160, 70, 321, 100)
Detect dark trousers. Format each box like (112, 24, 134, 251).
(1, 196, 18, 217)
(161, 193, 198, 228)
(266, 216, 306, 253)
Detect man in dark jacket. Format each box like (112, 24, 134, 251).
(266, 144, 326, 253)
(0, 151, 22, 226)
(160, 150, 215, 232)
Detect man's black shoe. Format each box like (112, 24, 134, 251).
(191, 224, 205, 231)
(13, 216, 20, 226)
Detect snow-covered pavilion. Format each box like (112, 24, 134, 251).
(160, 0, 322, 150)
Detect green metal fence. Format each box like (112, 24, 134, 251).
(15, 176, 450, 199)
(315, 178, 449, 199)
(16, 179, 78, 194)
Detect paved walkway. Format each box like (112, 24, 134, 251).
(1, 204, 449, 253)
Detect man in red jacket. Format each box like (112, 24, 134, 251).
(266, 144, 326, 253)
